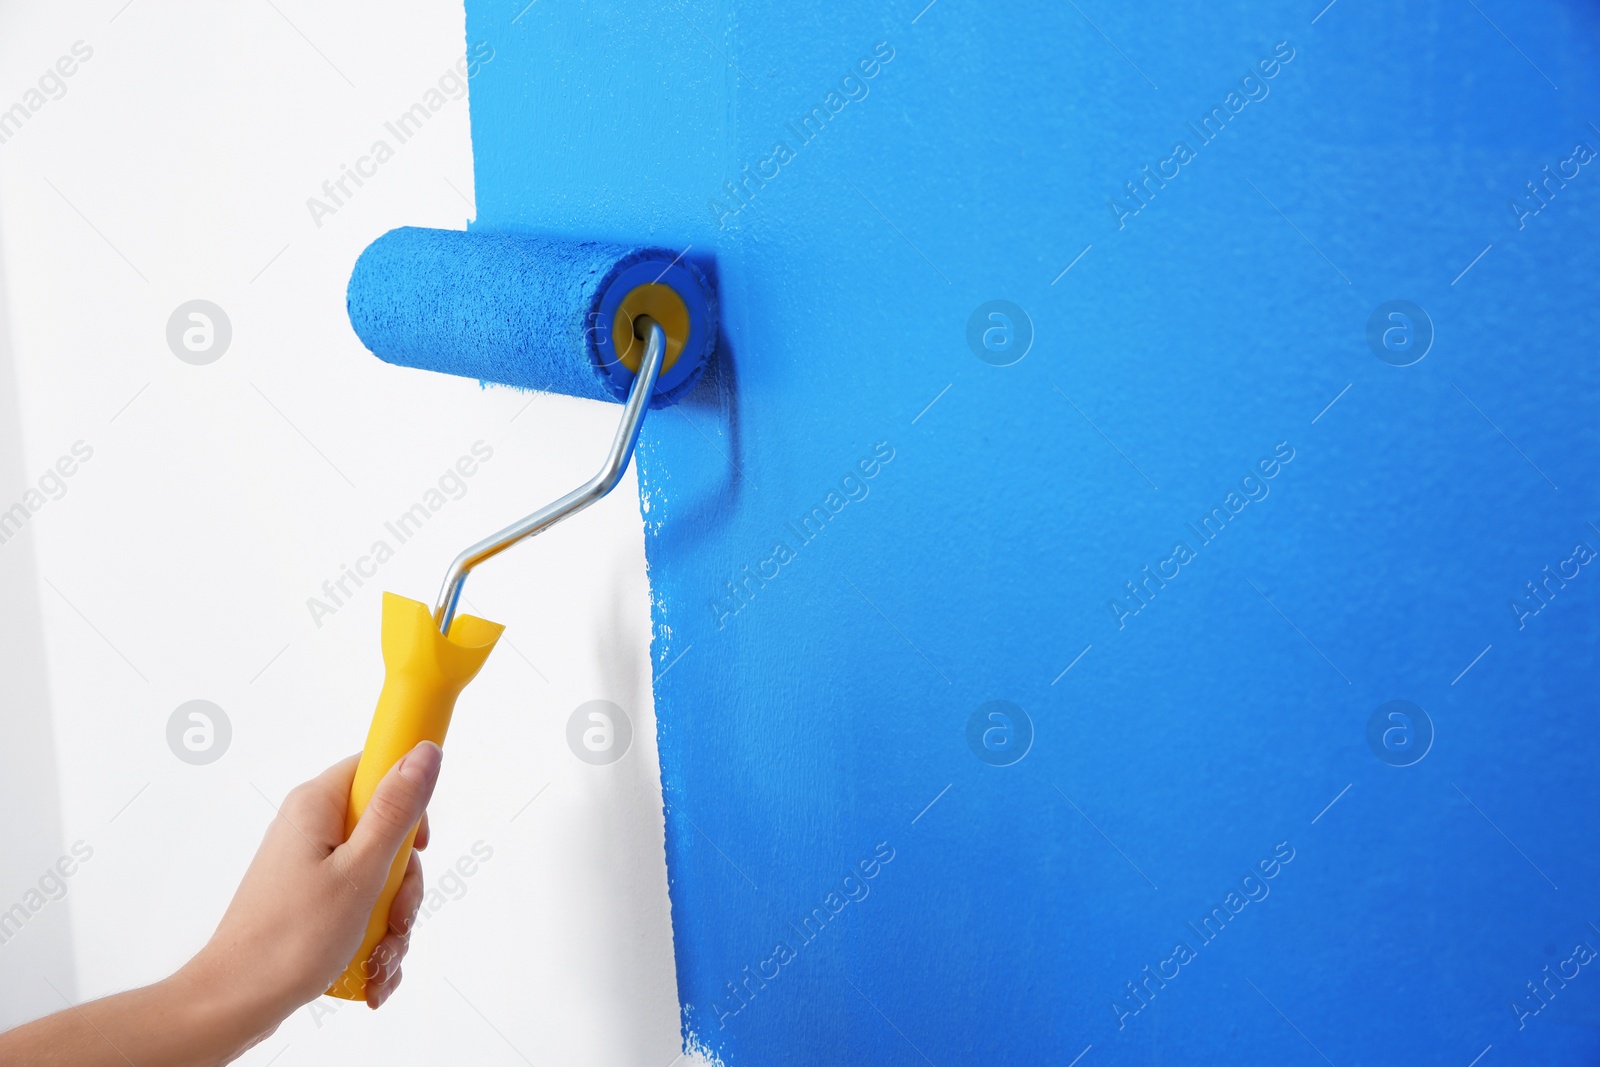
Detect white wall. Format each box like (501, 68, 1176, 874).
(0, 2, 686, 1063)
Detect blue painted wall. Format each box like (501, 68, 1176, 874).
(463, 1, 1600, 1062)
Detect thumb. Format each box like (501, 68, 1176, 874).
(342, 741, 443, 889)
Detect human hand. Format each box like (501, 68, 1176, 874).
(184, 742, 442, 1034)
(0, 743, 442, 1066)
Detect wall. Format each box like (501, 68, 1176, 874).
(0, 2, 682, 1064)
(463, 1, 1600, 1064)
(0, 193, 78, 1033)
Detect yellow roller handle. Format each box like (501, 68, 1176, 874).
(325, 592, 503, 1001)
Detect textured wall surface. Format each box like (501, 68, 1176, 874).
(464, 1, 1600, 1062)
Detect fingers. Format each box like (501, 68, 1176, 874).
(415, 812, 430, 852)
(278, 753, 364, 849)
(317, 753, 364, 790)
(364, 930, 407, 1008)
(389, 851, 424, 937)
(366, 852, 424, 1009)
(340, 742, 443, 890)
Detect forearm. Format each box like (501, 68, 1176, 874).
(0, 745, 439, 1062)
(0, 958, 276, 1067)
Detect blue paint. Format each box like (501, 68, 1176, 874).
(461, 1, 1600, 1062)
(346, 226, 715, 405)
(590, 255, 717, 401)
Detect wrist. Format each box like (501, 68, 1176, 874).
(169, 948, 290, 1061)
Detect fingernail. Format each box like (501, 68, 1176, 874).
(399, 741, 442, 785)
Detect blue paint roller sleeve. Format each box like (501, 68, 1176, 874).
(346, 226, 716, 406)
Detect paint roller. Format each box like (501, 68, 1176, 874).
(324, 226, 716, 1001)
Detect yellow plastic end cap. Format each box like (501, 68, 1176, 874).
(610, 283, 690, 375)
